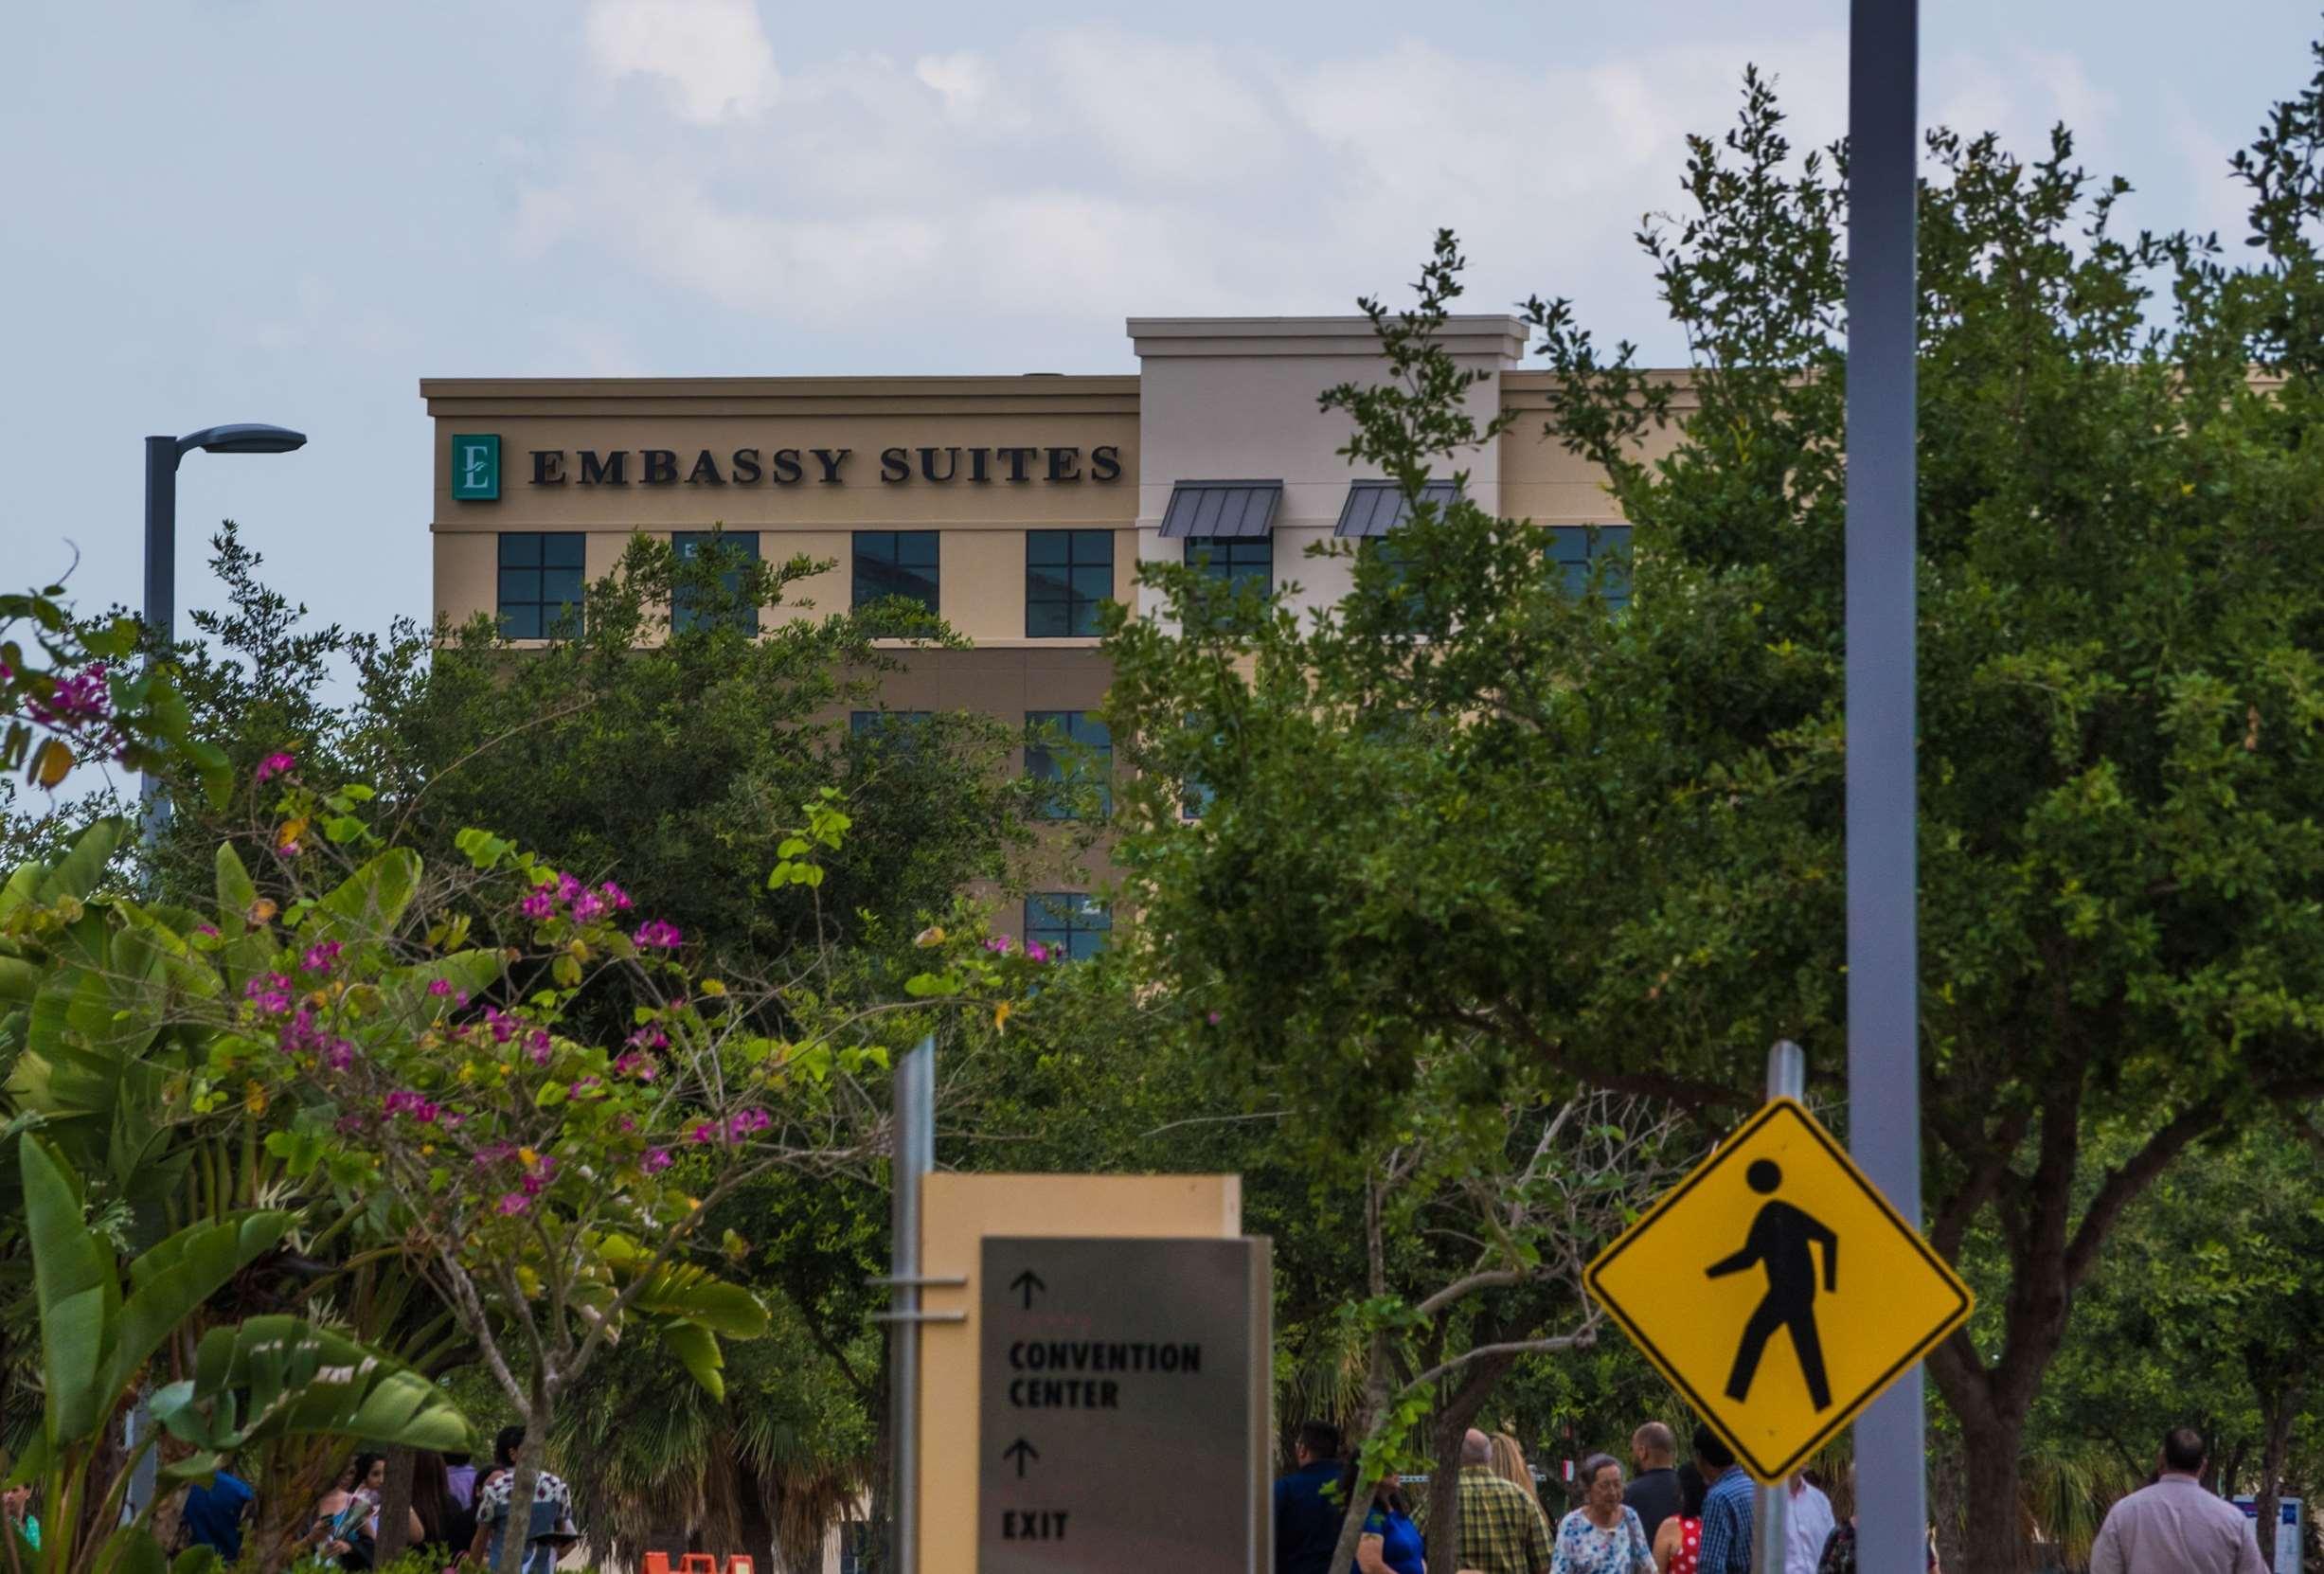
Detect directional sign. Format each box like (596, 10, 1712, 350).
(1585, 1098, 1973, 1484)
(977, 1236, 1269, 1571)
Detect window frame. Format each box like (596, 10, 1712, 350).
(670, 530, 762, 635)
(1546, 524, 1634, 609)
(1025, 529, 1116, 638)
(851, 530, 941, 618)
(496, 531, 587, 641)
(1025, 709, 1112, 819)
(1025, 891, 1111, 961)
(1181, 534, 1273, 596)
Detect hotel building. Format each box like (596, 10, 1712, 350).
(423, 315, 1651, 950)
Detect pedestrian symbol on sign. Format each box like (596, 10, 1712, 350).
(1707, 1159, 1837, 1411)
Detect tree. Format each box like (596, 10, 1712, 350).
(1103, 43, 2324, 1570)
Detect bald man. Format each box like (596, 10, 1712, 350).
(1452, 1428, 1552, 1574)
(1626, 1422, 1684, 1540)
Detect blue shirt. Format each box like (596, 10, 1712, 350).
(1275, 1460, 1345, 1574)
(182, 1471, 253, 1564)
(1356, 1506, 1424, 1574)
(1699, 1469, 1755, 1574)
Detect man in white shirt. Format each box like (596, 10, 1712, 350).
(2091, 1427, 2267, 1574)
(1783, 1474, 1836, 1574)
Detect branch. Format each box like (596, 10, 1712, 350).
(1401, 1325, 1600, 1395)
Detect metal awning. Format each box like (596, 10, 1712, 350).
(1333, 478, 1461, 538)
(1158, 480, 1282, 539)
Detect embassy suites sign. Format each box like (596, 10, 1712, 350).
(448, 435, 1124, 501)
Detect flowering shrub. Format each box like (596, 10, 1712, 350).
(1, 583, 230, 799)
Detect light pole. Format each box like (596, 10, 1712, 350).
(139, 422, 307, 825)
(125, 421, 305, 1525)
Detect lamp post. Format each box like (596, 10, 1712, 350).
(139, 422, 307, 826)
(124, 421, 305, 1525)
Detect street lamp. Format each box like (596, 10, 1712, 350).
(139, 422, 308, 817)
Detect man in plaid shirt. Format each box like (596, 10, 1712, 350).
(1449, 1429, 1553, 1574)
(1694, 1425, 1756, 1574)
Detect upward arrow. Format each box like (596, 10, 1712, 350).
(1003, 1438, 1040, 1478)
(1010, 1269, 1047, 1309)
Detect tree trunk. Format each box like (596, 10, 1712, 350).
(376, 1448, 417, 1565)
(1421, 1351, 1518, 1574)
(2253, 1382, 2301, 1569)
(1954, 1409, 2030, 1574)
(497, 1393, 554, 1574)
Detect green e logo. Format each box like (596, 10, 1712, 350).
(451, 434, 501, 500)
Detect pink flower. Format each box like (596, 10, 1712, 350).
(1024, 941, 1049, 963)
(255, 751, 295, 783)
(1207, 1010, 1222, 1026)
(726, 1108, 772, 1139)
(633, 920, 683, 950)
(641, 1148, 673, 1174)
(484, 1008, 518, 1045)
(496, 1192, 529, 1216)
(323, 1038, 354, 1071)
(527, 1028, 553, 1066)
(301, 940, 341, 975)
(29, 665, 112, 728)
(474, 1142, 517, 1169)
(427, 978, 453, 997)
(984, 936, 1012, 955)
(689, 1121, 717, 1144)
(519, 889, 556, 921)
(569, 1076, 600, 1097)
(614, 1049, 660, 1081)
(599, 882, 634, 911)
(624, 1026, 669, 1051)
(243, 973, 293, 1014)
(569, 890, 605, 922)
(194, 922, 221, 939)
(383, 1090, 441, 1124)
(556, 872, 583, 903)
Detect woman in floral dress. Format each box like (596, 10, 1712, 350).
(1552, 1454, 1658, 1574)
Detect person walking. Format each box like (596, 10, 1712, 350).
(1781, 1475, 1834, 1574)
(1625, 1423, 1683, 1542)
(1276, 1421, 1346, 1574)
(442, 1450, 479, 1513)
(1693, 1427, 1754, 1574)
(411, 1450, 477, 1565)
(1551, 1453, 1656, 1574)
(1340, 1462, 1424, 1574)
(1452, 1427, 1555, 1574)
(2088, 1427, 2267, 1574)
(1651, 1463, 1706, 1574)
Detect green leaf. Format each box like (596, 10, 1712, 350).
(94, 1524, 168, 1574)
(659, 1320, 725, 1402)
(110, 1209, 295, 1398)
(21, 1133, 120, 1445)
(214, 843, 256, 932)
(310, 849, 422, 944)
(151, 1315, 472, 1454)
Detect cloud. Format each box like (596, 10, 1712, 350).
(582, 0, 778, 124)
(509, 19, 2159, 364)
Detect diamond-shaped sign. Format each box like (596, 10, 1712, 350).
(1585, 1098, 1973, 1483)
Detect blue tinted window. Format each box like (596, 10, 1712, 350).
(853, 531, 939, 617)
(1183, 536, 1272, 595)
(1026, 710, 1111, 819)
(497, 532, 587, 639)
(1546, 525, 1633, 609)
(1027, 530, 1114, 636)
(1026, 892, 1111, 960)
(671, 531, 760, 635)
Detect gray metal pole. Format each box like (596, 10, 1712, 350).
(889, 1036, 935, 1574)
(1753, 1042, 1806, 1574)
(139, 435, 178, 837)
(1845, 2, 1925, 1572)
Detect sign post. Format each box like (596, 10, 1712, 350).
(975, 1236, 1269, 1571)
(1583, 1062, 1971, 1495)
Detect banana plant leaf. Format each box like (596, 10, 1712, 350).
(151, 1315, 470, 1454)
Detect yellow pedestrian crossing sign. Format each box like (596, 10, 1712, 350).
(1585, 1098, 1973, 1484)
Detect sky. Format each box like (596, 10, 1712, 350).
(1, 0, 2314, 647)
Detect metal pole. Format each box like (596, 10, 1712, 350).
(1752, 1042, 1805, 1574)
(889, 1036, 935, 1574)
(1846, 2, 1924, 1572)
(139, 435, 178, 839)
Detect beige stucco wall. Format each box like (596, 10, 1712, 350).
(1495, 370, 1692, 523)
(1128, 316, 1528, 629)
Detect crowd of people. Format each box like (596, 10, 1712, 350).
(0, 1426, 585, 1573)
(1276, 1419, 2272, 1574)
